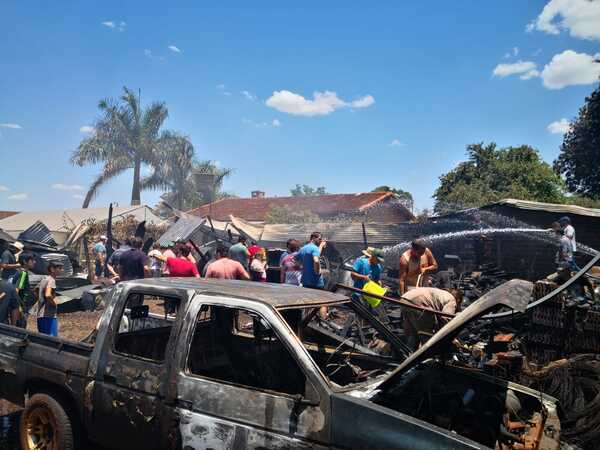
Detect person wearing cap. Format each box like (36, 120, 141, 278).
(94, 235, 107, 256)
(93, 235, 108, 280)
(1, 241, 23, 282)
(37, 261, 64, 336)
(351, 247, 384, 292)
(398, 239, 438, 294)
(559, 217, 576, 251)
(161, 241, 177, 276)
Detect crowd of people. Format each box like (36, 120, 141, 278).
(87, 232, 331, 291)
(0, 216, 580, 344)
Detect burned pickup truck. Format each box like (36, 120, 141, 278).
(0, 279, 560, 450)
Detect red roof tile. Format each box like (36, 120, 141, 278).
(0, 211, 18, 221)
(188, 192, 414, 222)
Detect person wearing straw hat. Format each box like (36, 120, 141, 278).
(1, 241, 23, 282)
(351, 247, 384, 292)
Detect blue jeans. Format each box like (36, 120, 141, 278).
(37, 317, 58, 337)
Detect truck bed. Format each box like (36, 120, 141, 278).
(0, 321, 94, 407)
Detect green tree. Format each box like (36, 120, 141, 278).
(434, 143, 565, 214)
(554, 84, 600, 199)
(265, 205, 320, 224)
(72, 87, 177, 207)
(372, 186, 414, 211)
(290, 184, 328, 196)
(142, 137, 233, 211)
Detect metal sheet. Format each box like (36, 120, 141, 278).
(157, 217, 205, 246)
(18, 220, 58, 247)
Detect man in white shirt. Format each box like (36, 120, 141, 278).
(559, 216, 579, 271)
(559, 216, 576, 252)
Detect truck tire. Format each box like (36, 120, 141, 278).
(20, 393, 74, 450)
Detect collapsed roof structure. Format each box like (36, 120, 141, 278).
(0, 205, 163, 246)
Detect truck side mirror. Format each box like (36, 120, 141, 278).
(295, 381, 320, 407)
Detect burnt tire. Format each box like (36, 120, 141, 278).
(20, 393, 74, 450)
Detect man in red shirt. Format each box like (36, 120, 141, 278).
(205, 245, 250, 280)
(155, 246, 199, 278)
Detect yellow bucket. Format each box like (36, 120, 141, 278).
(362, 281, 387, 308)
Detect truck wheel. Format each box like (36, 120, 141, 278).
(20, 393, 74, 450)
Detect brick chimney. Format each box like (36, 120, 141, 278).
(251, 190, 266, 198)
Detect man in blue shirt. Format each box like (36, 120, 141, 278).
(298, 232, 327, 289)
(351, 247, 384, 290)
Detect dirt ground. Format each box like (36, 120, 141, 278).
(26, 309, 103, 341)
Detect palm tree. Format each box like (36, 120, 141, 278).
(142, 136, 233, 211)
(72, 87, 176, 207)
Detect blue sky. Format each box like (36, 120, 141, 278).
(1, 1, 599, 212)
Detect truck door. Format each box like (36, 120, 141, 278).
(166, 297, 331, 450)
(88, 287, 186, 450)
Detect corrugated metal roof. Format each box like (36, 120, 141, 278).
(157, 217, 205, 246)
(486, 198, 600, 218)
(231, 221, 417, 246)
(19, 221, 58, 247)
(0, 205, 164, 233)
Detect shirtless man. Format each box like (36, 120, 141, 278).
(398, 239, 438, 294)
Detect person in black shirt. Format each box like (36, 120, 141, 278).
(118, 237, 150, 282)
(0, 279, 20, 325)
(1, 241, 23, 282)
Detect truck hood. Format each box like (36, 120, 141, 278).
(378, 279, 532, 391)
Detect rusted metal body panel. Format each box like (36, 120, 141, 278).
(0, 279, 562, 450)
(331, 394, 486, 449)
(163, 294, 332, 449)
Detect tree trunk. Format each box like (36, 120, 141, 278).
(131, 156, 142, 206)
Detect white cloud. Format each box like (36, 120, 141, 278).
(0, 123, 22, 129)
(144, 49, 153, 59)
(541, 50, 600, 89)
(350, 95, 375, 108)
(8, 193, 27, 200)
(216, 84, 231, 96)
(513, 46, 520, 56)
(528, 0, 600, 40)
(51, 183, 84, 191)
(168, 45, 181, 54)
(242, 118, 281, 128)
(492, 60, 538, 78)
(389, 139, 405, 147)
(504, 52, 511, 59)
(101, 20, 126, 31)
(73, 194, 84, 200)
(520, 69, 541, 80)
(79, 125, 95, 134)
(241, 90, 257, 101)
(0, 185, 9, 192)
(547, 118, 572, 134)
(265, 90, 375, 116)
